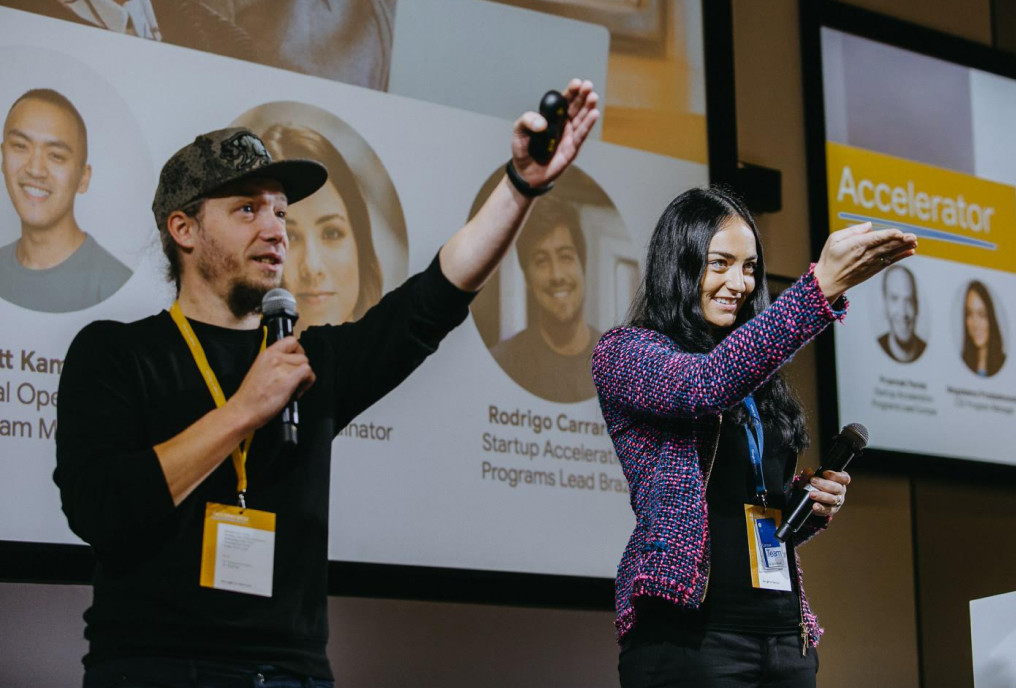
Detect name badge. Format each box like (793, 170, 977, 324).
(200, 503, 276, 597)
(744, 504, 792, 591)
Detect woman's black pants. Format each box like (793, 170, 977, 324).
(619, 626, 819, 688)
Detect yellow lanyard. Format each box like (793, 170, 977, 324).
(169, 301, 266, 507)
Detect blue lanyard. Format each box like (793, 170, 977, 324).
(743, 395, 767, 507)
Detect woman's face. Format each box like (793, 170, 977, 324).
(283, 181, 360, 329)
(699, 218, 757, 329)
(965, 288, 990, 350)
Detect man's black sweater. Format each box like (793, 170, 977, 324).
(54, 256, 472, 678)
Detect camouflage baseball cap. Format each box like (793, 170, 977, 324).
(152, 127, 328, 229)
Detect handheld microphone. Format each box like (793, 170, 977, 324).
(775, 423, 868, 542)
(528, 90, 567, 164)
(262, 288, 300, 446)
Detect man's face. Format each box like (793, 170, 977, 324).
(1, 98, 90, 231)
(188, 178, 289, 315)
(884, 269, 917, 346)
(525, 224, 586, 325)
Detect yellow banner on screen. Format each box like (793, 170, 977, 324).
(826, 142, 1016, 273)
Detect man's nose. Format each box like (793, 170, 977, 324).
(259, 212, 287, 244)
(548, 258, 572, 283)
(25, 149, 47, 177)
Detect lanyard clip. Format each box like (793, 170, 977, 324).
(238, 491, 246, 510)
(759, 491, 768, 510)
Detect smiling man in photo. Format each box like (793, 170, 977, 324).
(492, 195, 600, 402)
(0, 88, 131, 312)
(877, 264, 925, 363)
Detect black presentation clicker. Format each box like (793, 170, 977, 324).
(528, 90, 567, 164)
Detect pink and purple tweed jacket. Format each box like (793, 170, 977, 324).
(591, 267, 847, 647)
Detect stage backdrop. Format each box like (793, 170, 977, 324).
(819, 27, 1016, 468)
(0, 3, 709, 578)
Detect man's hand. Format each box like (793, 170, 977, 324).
(154, 335, 316, 506)
(438, 79, 599, 292)
(510, 79, 600, 188)
(227, 336, 316, 433)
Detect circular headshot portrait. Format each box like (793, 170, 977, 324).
(470, 166, 638, 404)
(231, 101, 407, 335)
(0, 45, 153, 313)
(957, 279, 1007, 378)
(872, 264, 930, 364)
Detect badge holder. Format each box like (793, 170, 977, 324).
(744, 505, 792, 591)
(170, 302, 277, 598)
(199, 502, 277, 597)
(741, 395, 792, 591)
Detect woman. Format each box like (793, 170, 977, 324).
(962, 280, 1006, 378)
(261, 124, 383, 334)
(591, 188, 917, 687)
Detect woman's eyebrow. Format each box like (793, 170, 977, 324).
(315, 212, 348, 225)
(707, 251, 758, 261)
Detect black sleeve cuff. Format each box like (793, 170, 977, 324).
(417, 250, 478, 323)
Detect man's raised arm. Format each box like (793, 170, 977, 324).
(439, 79, 599, 291)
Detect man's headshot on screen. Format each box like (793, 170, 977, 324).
(0, 88, 131, 312)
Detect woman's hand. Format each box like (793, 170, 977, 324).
(510, 79, 599, 188)
(800, 468, 851, 517)
(813, 222, 918, 302)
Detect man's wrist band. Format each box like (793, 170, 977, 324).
(505, 160, 554, 198)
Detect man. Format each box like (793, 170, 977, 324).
(0, 88, 132, 312)
(55, 80, 598, 685)
(877, 264, 926, 363)
(491, 195, 600, 402)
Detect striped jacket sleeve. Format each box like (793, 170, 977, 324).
(592, 268, 846, 419)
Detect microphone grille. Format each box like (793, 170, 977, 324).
(262, 288, 297, 317)
(841, 423, 869, 450)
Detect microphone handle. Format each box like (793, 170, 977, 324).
(774, 440, 861, 541)
(777, 496, 815, 543)
(266, 316, 299, 445)
(267, 316, 291, 344)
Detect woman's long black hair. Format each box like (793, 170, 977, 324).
(627, 186, 809, 453)
(962, 280, 1006, 377)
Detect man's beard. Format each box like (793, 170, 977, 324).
(196, 226, 278, 319)
(227, 279, 270, 319)
(891, 325, 916, 350)
(536, 291, 583, 332)
(536, 298, 585, 346)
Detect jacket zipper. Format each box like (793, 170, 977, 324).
(795, 552, 808, 656)
(790, 450, 809, 657)
(699, 413, 723, 604)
